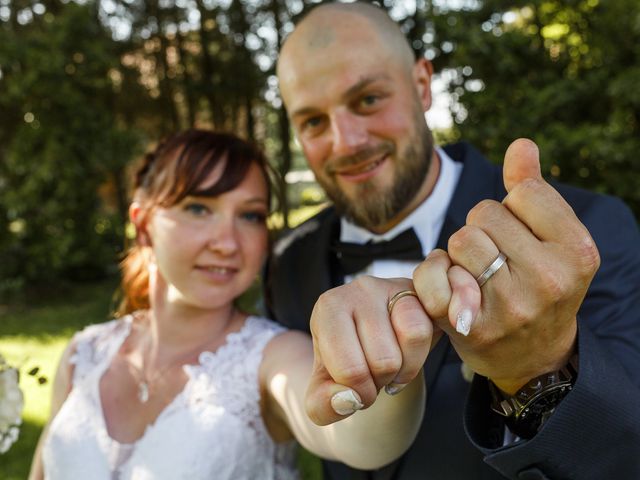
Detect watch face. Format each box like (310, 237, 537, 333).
(495, 354, 578, 439)
(510, 385, 573, 439)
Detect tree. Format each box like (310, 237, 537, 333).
(437, 0, 640, 217)
(0, 1, 138, 298)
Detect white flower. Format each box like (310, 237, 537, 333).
(0, 355, 24, 454)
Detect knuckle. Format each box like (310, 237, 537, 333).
(575, 234, 600, 274)
(413, 260, 428, 281)
(447, 227, 472, 256)
(334, 363, 372, 387)
(530, 261, 569, 301)
(505, 179, 546, 208)
(315, 289, 339, 311)
(515, 178, 545, 196)
(368, 355, 402, 378)
(467, 199, 501, 225)
(398, 322, 431, 348)
(414, 250, 448, 279)
(535, 264, 569, 301)
(425, 248, 450, 263)
(420, 287, 450, 318)
(457, 281, 481, 304)
(351, 274, 374, 290)
(447, 225, 486, 266)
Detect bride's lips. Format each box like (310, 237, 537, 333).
(195, 265, 238, 282)
(334, 154, 388, 183)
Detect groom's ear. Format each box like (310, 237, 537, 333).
(413, 58, 434, 112)
(129, 202, 152, 247)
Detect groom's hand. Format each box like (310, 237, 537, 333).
(413, 139, 600, 393)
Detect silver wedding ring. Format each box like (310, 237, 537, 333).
(387, 290, 419, 315)
(476, 252, 507, 287)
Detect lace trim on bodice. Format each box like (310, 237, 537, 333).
(70, 316, 132, 383)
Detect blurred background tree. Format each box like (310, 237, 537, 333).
(1, 1, 638, 478)
(0, 2, 138, 299)
(0, 0, 638, 301)
(436, 0, 640, 216)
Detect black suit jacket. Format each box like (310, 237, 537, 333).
(265, 143, 640, 479)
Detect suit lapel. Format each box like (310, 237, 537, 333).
(437, 142, 507, 252)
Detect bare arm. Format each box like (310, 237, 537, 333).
(28, 340, 76, 480)
(262, 330, 425, 469)
(261, 277, 440, 470)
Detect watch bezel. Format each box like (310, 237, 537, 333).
(488, 354, 578, 438)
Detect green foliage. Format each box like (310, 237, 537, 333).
(0, 2, 139, 298)
(0, 418, 43, 479)
(0, 277, 118, 478)
(1, 0, 638, 301)
(438, 0, 640, 217)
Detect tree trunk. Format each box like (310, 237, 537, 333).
(245, 94, 254, 140)
(270, 0, 291, 228)
(194, 0, 218, 124)
(173, 16, 196, 127)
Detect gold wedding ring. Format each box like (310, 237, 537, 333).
(387, 290, 419, 315)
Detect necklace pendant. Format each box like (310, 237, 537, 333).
(138, 381, 150, 403)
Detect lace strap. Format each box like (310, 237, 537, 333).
(188, 317, 286, 423)
(69, 316, 132, 384)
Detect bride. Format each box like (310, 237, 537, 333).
(28, 129, 429, 479)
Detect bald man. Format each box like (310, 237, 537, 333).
(267, 2, 640, 479)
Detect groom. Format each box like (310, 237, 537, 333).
(267, 2, 640, 479)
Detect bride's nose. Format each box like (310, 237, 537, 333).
(206, 217, 239, 255)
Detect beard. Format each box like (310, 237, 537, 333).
(318, 124, 434, 231)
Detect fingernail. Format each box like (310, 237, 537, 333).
(385, 382, 408, 396)
(456, 309, 473, 336)
(460, 362, 475, 383)
(331, 389, 364, 416)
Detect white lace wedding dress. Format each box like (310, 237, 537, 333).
(42, 315, 299, 480)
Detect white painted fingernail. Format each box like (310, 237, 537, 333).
(331, 389, 364, 416)
(385, 382, 408, 396)
(456, 309, 473, 336)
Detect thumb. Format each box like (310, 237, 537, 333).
(305, 341, 365, 426)
(503, 138, 542, 193)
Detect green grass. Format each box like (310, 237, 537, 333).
(0, 278, 119, 478)
(0, 277, 322, 479)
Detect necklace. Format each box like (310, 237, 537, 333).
(134, 341, 204, 403)
(138, 378, 151, 403)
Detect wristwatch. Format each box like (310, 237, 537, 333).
(488, 354, 578, 439)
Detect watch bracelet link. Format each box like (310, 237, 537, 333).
(488, 354, 578, 438)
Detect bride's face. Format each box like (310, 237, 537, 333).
(146, 162, 269, 310)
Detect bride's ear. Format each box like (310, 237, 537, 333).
(129, 202, 152, 247)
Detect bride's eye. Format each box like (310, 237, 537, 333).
(184, 202, 210, 216)
(240, 211, 267, 224)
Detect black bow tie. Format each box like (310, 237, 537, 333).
(332, 228, 424, 275)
